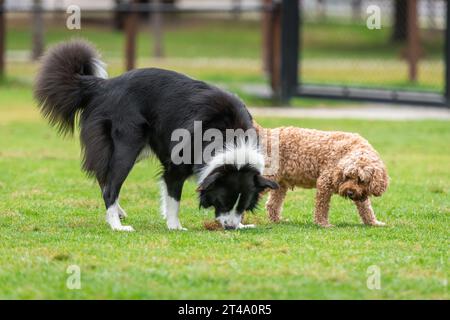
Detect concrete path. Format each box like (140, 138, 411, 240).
(249, 105, 450, 121)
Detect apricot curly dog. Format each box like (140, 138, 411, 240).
(255, 123, 389, 227)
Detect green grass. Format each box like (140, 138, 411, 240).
(4, 17, 446, 93)
(7, 18, 262, 60)
(0, 82, 449, 299)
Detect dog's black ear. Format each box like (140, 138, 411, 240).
(254, 175, 279, 190)
(197, 172, 221, 192)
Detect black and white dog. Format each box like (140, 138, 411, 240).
(34, 40, 278, 231)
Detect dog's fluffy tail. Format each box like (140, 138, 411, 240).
(34, 39, 108, 135)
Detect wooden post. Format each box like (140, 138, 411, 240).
(269, 1, 281, 96)
(113, 0, 126, 31)
(32, 0, 44, 61)
(125, 0, 138, 71)
(392, 0, 408, 42)
(445, 0, 450, 107)
(407, 0, 419, 82)
(261, 0, 271, 74)
(0, 0, 4, 79)
(351, 0, 362, 22)
(267, 0, 299, 101)
(280, 0, 299, 102)
(152, 0, 164, 58)
(317, 0, 325, 19)
(232, 0, 242, 20)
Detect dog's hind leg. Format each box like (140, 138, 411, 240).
(354, 198, 385, 226)
(117, 202, 128, 219)
(265, 185, 287, 223)
(102, 138, 145, 232)
(81, 118, 147, 231)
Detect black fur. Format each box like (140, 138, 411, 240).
(34, 40, 104, 135)
(34, 40, 277, 228)
(199, 164, 277, 217)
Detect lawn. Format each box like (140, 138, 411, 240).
(4, 16, 446, 95)
(0, 82, 449, 299)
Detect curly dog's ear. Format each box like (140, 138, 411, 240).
(332, 160, 349, 187)
(340, 156, 358, 179)
(369, 166, 389, 196)
(342, 165, 358, 178)
(357, 166, 374, 184)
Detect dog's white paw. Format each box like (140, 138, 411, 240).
(373, 220, 386, 227)
(238, 223, 256, 229)
(167, 221, 187, 231)
(316, 222, 334, 228)
(118, 208, 128, 220)
(168, 225, 188, 231)
(112, 225, 135, 232)
(106, 204, 133, 231)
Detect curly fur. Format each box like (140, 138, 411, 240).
(255, 122, 389, 227)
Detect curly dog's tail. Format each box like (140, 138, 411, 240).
(34, 39, 108, 135)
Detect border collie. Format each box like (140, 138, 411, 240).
(34, 40, 278, 231)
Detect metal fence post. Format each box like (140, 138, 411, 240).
(280, 0, 299, 103)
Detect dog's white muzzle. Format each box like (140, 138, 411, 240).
(216, 211, 242, 230)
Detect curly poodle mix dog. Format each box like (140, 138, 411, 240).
(255, 123, 389, 227)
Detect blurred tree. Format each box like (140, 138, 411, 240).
(32, 0, 44, 60)
(426, 0, 436, 30)
(406, 0, 419, 82)
(114, 0, 126, 30)
(232, 0, 242, 20)
(0, 0, 4, 78)
(392, 0, 408, 41)
(351, 0, 362, 21)
(114, 0, 176, 30)
(152, 0, 164, 57)
(316, 0, 325, 19)
(125, 0, 138, 70)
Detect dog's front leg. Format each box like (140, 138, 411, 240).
(314, 178, 333, 227)
(354, 198, 385, 226)
(160, 171, 187, 231)
(266, 185, 287, 222)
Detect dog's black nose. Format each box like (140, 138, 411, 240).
(346, 190, 354, 197)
